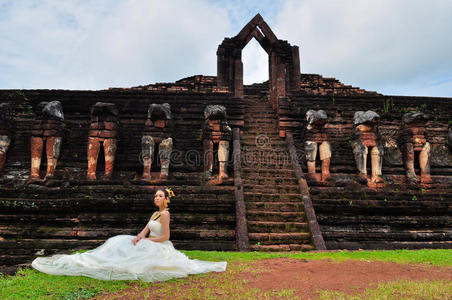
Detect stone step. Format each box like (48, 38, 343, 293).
(242, 129, 279, 134)
(243, 127, 278, 131)
(246, 210, 305, 222)
(316, 215, 452, 227)
(247, 221, 309, 233)
(244, 192, 303, 202)
(245, 111, 276, 115)
(242, 133, 280, 138)
(324, 240, 452, 251)
(243, 125, 278, 130)
(241, 139, 285, 145)
(245, 201, 304, 211)
(241, 164, 294, 170)
(248, 232, 311, 243)
(242, 168, 296, 175)
(250, 243, 314, 252)
(243, 185, 300, 194)
(244, 115, 277, 120)
(242, 174, 297, 181)
(309, 188, 452, 201)
(242, 178, 299, 186)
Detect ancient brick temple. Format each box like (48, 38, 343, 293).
(1, 14, 451, 271)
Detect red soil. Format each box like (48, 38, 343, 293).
(97, 258, 452, 299)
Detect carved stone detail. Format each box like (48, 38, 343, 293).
(30, 101, 64, 180)
(141, 103, 173, 181)
(0, 103, 12, 172)
(202, 105, 232, 184)
(398, 112, 432, 184)
(304, 109, 331, 182)
(87, 102, 119, 180)
(350, 111, 384, 184)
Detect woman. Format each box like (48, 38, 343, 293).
(31, 188, 227, 282)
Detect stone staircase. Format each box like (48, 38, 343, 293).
(241, 89, 313, 251)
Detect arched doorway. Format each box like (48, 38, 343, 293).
(216, 14, 301, 109)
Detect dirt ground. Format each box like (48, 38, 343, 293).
(246, 258, 452, 298)
(98, 258, 452, 299)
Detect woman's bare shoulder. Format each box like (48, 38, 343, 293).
(160, 210, 170, 217)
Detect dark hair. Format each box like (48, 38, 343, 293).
(155, 188, 169, 199)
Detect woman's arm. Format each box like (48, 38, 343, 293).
(149, 211, 170, 242)
(132, 215, 153, 245)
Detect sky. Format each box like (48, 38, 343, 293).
(1, 0, 452, 97)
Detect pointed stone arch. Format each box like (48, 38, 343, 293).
(217, 14, 301, 109)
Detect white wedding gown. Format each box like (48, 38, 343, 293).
(31, 220, 227, 282)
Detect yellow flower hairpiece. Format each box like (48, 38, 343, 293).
(165, 188, 175, 198)
(163, 188, 174, 209)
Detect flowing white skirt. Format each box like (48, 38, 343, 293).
(31, 235, 227, 282)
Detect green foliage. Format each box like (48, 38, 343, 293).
(383, 98, 394, 113)
(411, 195, 418, 201)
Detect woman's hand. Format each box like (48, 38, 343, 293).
(132, 233, 145, 245)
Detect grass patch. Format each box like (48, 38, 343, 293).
(99, 262, 299, 300)
(1, 249, 450, 299)
(318, 279, 452, 299)
(183, 249, 452, 266)
(0, 267, 142, 300)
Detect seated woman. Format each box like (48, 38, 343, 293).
(31, 188, 227, 282)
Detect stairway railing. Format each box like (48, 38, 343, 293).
(286, 131, 327, 250)
(232, 127, 250, 251)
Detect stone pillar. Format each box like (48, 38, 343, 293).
(234, 58, 243, 98)
(30, 136, 44, 179)
(203, 139, 214, 180)
(218, 140, 230, 180)
(103, 138, 117, 180)
(87, 137, 101, 180)
(44, 136, 62, 179)
(291, 45, 301, 90)
(159, 137, 173, 180)
(141, 135, 155, 181)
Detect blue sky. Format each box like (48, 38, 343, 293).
(1, 0, 452, 97)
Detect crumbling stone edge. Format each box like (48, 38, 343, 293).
(233, 127, 250, 251)
(286, 131, 327, 250)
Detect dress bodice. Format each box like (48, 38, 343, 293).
(148, 220, 162, 237)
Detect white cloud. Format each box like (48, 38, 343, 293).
(0, 0, 230, 89)
(1, 0, 451, 97)
(268, 0, 452, 96)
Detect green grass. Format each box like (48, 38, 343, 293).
(182, 249, 452, 266)
(319, 279, 452, 299)
(0, 268, 144, 300)
(1, 249, 450, 299)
